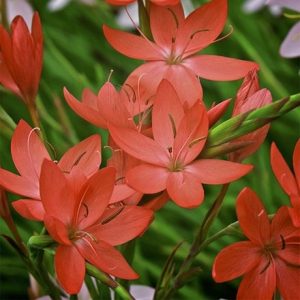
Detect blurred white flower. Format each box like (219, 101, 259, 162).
(243, 0, 282, 15)
(47, 0, 95, 11)
(6, 0, 34, 27)
(116, 0, 194, 29)
(130, 285, 155, 300)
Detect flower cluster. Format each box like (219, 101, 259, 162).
(0, 0, 299, 299)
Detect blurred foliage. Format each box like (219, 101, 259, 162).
(0, 0, 299, 299)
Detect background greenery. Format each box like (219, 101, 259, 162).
(0, 0, 299, 299)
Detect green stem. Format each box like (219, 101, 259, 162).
(0, 0, 8, 29)
(85, 275, 99, 300)
(203, 93, 300, 157)
(86, 263, 134, 300)
(137, 0, 152, 39)
(157, 185, 230, 300)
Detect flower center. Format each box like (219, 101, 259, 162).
(69, 230, 97, 243)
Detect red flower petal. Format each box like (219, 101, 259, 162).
(271, 206, 300, 241)
(150, 3, 184, 51)
(175, 0, 227, 56)
(271, 142, 299, 199)
(108, 125, 169, 166)
(40, 160, 75, 224)
(229, 89, 272, 162)
(166, 171, 204, 208)
(152, 80, 184, 149)
(185, 159, 252, 184)
(288, 205, 300, 228)
(76, 239, 138, 279)
(90, 206, 153, 246)
(122, 62, 167, 114)
(236, 188, 271, 245)
(237, 258, 276, 300)
(163, 64, 203, 107)
(126, 164, 169, 194)
(55, 245, 85, 295)
(44, 215, 71, 245)
(184, 55, 259, 81)
(293, 139, 300, 190)
(76, 167, 116, 229)
(276, 258, 300, 300)
(11, 120, 50, 182)
(12, 199, 45, 221)
(64, 87, 106, 128)
(97, 82, 134, 128)
(144, 191, 170, 211)
(277, 245, 300, 266)
(58, 134, 101, 178)
(207, 99, 231, 127)
(0, 168, 38, 199)
(173, 102, 208, 164)
(103, 25, 163, 60)
(212, 241, 261, 282)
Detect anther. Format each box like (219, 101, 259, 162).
(280, 234, 286, 250)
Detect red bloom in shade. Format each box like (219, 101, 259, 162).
(109, 80, 252, 208)
(0, 120, 101, 221)
(213, 187, 300, 300)
(41, 160, 153, 294)
(0, 12, 43, 105)
(229, 70, 272, 162)
(64, 81, 147, 129)
(106, 0, 179, 5)
(271, 140, 300, 227)
(103, 0, 258, 107)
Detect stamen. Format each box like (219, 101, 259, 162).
(44, 140, 58, 161)
(75, 231, 98, 243)
(27, 127, 42, 180)
(124, 84, 137, 103)
(73, 151, 87, 167)
(189, 136, 206, 148)
(83, 203, 89, 218)
(107, 69, 114, 82)
(115, 176, 125, 184)
(168, 113, 177, 138)
(190, 29, 210, 40)
(125, 7, 164, 54)
(210, 25, 234, 44)
(167, 8, 179, 29)
(259, 259, 271, 274)
(280, 234, 286, 250)
(82, 236, 98, 254)
(101, 207, 124, 224)
(184, 25, 233, 57)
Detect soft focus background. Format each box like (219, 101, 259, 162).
(0, 0, 299, 299)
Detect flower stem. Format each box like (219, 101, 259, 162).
(85, 275, 100, 300)
(138, 0, 152, 39)
(157, 184, 230, 299)
(86, 263, 134, 300)
(0, 0, 8, 29)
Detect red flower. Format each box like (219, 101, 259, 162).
(0, 12, 43, 105)
(106, 0, 179, 5)
(41, 160, 153, 294)
(0, 120, 101, 221)
(109, 80, 252, 208)
(271, 140, 300, 227)
(229, 70, 272, 162)
(103, 0, 258, 107)
(213, 187, 300, 300)
(64, 82, 142, 129)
